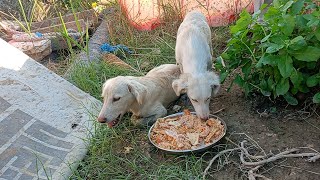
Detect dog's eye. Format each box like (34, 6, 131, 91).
(191, 98, 198, 103)
(113, 97, 121, 102)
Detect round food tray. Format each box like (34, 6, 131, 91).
(148, 112, 227, 154)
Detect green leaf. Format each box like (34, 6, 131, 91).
(261, 90, 271, 96)
(220, 53, 230, 60)
(313, 93, 320, 103)
(306, 74, 319, 87)
(281, 1, 294, 12)
(283, 93, 298, 105)
(234, 74, 244, 87)
(264, 7, 280, 21)
(304, 14, 320, 27)
(266, 43, 284, 53)
(230, 11, 251, 34)
(296, 15, 308, 29)
(315, 28, 320, 41)
(242, 61, 252, 78)
(307, 19, 319, 27)
(291, 86, 299, 95)
(260, 79, 271, 96)
(280, 15, 295, 36)
(267, 76, 275, 91)
(276, 78, 290, 96)
(270, 35, 288, 45)
(256, 55, 277, 67)
(261, 34, 271, 43)
(298, 84, 310, 93)
(278, 55, 294, 78)
(220, 71, 229, 83)
(290, 0, 305, 15)
(289, 36, 307, 50)
(290, 70, 303, 87)
(292, 46, 320, 61)
(273, 0, 281, 8)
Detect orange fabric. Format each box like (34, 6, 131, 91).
(119, 0, 254, 31)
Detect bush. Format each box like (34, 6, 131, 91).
(216, 0, 320, 105)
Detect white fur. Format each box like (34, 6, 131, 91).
(98, 64, 180, 127)
(173, 10, 220, 120)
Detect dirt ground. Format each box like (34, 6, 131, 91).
(201, 80, 320, 179)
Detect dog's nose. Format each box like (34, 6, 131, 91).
(97, 116, 107, 123)
(200, 116, 208, 120)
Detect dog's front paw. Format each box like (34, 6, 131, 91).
(131, 115, 156, 128)
(141, 115, 157, 127)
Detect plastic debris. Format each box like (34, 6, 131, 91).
(100, 43, 133, 54)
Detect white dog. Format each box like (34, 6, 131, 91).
(172, 11, 220, 120)
(97, 64, 180, 127)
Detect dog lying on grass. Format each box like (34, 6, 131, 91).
(97, 64, 180, 127)
(172, 10, 220, 120)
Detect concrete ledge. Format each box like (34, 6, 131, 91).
(0, 38, 101, 179)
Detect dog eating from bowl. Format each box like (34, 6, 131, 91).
(172, 10, 220, 120)
(97, 64, 181, 127)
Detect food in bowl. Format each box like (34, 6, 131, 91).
(150, 110, 225, 150)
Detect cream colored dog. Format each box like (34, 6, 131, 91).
(97, 64, 180, 127)
(173, 11, 220, 120)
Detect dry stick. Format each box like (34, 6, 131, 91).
(211, 108, 225, 115)
(234, 133, 267, 156)
(202, 147, 243, 180)
(239, 141, 271, 160)
(204, 140, 320, 180)
(240, 141, 320, 166)
(308, 154, 320, 162)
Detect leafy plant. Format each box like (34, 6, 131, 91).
(216, 0, 320, 105)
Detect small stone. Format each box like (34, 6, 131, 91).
(266, 133, 277, 137)
(172, 105, 181, 112)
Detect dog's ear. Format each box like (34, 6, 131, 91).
(172, 74, 188, 96)
(101, 81, 110, 98)
(206, 71, 220, 95)
(127, 81, 148, 105)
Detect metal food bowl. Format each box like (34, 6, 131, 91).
(148, 112, 227, 154)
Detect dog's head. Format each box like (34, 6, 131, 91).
(97, 76, 147, 127)
(172, 72, 220, 120)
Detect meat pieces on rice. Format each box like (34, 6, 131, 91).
(150, 110, 224, 150)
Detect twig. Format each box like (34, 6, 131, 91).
(202, 147, 242, 180)
(240, 141, 320, 166)
(233, 133, 267, 156)
(204, 137, 320, 179)
(212, 108, 225, 115)
(308, 155, 320, 162)
(303, 119, 320, 131)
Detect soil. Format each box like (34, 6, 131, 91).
(159, 75, 320, 180)
(203, 80, 320, 180)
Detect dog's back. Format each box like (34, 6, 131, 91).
(144, 64, 180, 106)
(146, 64, 180, 78)
(176, 11, 212, 74)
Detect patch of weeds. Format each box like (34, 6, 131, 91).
(68, 61, 140, 99)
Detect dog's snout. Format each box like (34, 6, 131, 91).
(97, 116, 107, 123)
(200, 116, 208, 120)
